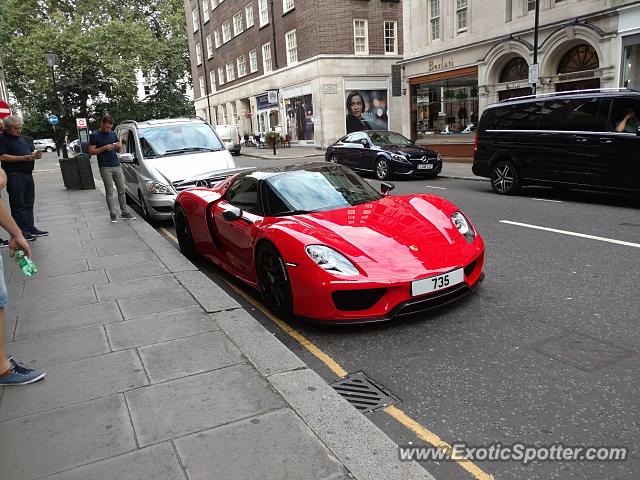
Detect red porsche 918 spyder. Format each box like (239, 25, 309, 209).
(174, 162, 484, 323)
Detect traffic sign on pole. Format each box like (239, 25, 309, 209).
(0, 100, 11, 119)
(48, 114, 59, 125)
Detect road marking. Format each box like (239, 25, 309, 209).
(500, 220, 640, 248)
(386, 405, 494, 480)
(425, 185, 447, 190)
(160, 229, 494, 480)
(160, 226, 178, 243)
(531, 198, 562, 203)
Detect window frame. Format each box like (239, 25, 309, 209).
(202, 0, 210, 23)
(218, 66, 225, 85)
(226, 61, 235, 82)
(233, 11, 243, 36)
(285, 29, 298, 65)
(456, 0, 468, 34)
(429, 0, 440, 41)
(198, 75, 205, 98)
(245, 4, 254, 27)
(384, 20, 397, 55)
(206, 34, 213, 58)
(209, 70, 216, 93)
(214, 30, 221, 48)
(237, 55, 247, 77)
(249, 49, 258, 73)
(192, 9, 199, 32)
(353, 19, 369, 55)
(222, 20, 232, 43)
(195, 42, 202, 65)
(258, 0, 269, 27)
(283, 0, 294, 14)
(262, 42, 272, 73)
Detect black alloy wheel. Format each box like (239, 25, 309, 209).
(490, 160, 521, 195)
(174, 205, 197, 258)
(375, 157, 390, 180)
(329, 154, 339, 163)
(256, 243, 293, 319)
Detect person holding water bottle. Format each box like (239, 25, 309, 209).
(0, 166, 45, 385)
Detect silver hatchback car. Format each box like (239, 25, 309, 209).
(114, 118, 236, 221)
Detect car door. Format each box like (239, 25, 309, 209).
(117, 128, 137, 196)
(343, 131, 369, 171)
(536, 97, 602, 185)
(606, 96, 640, 190)
(329, 135, 352, 166)
(212, 177, 262, 282)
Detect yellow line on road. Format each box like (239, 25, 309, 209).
(161, 229, 493, 480)
(385, 405, 495, 480)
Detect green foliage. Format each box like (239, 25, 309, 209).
(0, 0, 193, 139)
(265, 131, 282, 144)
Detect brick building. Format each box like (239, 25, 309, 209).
(184, 0, 403, 147)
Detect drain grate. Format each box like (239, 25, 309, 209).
(331, 372, 399, 414)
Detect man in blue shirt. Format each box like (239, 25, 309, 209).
(89, 115, 135, 223)
(0, 115, 48, 240)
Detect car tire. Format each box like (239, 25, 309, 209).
(138, 191, 152, 221)
(256, 243, 294, 319)
(174, 205, 197, 259)
(45, 147, 53, 152)
(329, 154, 339, 164)
(375, 157, 390, 180)
(490, 160, 520, 195)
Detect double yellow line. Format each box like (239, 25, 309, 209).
(160, 226, 493, 480)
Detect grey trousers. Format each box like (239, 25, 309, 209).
(99, 166, 128, 215)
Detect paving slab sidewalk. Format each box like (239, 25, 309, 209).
(0, 168, 435, 480)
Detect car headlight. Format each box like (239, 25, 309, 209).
(451, 211, 475, 243)
(391, 153, 411, 164)
(145, 180, 173, 194)
(306, 245, 360, 276)
(436, 153, 441, 162)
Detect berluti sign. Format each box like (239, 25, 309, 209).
(427, 57, 455, 72)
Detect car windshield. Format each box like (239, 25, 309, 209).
(369, 131, 413, 146)
(266, 165, 382, 215)
(138, 123, 225, 158)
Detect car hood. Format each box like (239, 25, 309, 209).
(145, 152, 236, 184)
(378, 144, 438, 157)
(281, 195, 474, 279)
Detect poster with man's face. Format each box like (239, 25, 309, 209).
(345, 90, 388, 134)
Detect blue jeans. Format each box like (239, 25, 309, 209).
(6, 171, 35, 235)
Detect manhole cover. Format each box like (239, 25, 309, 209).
(331, 372, 399, 414)
(532, 332, 635, 371)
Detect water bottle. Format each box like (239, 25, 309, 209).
(14, 249, 38, 277)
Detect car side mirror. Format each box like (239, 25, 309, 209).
(380, 182, 395, 195)
(222, 206, 243, 221)
(118, 153, 136, 163)
(360, 139, 370, 148)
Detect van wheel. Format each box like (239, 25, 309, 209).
(490, 160, 520, 195)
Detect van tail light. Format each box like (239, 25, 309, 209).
(473, 132, 479, 152)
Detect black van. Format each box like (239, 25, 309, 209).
(472, 89, 640, 194)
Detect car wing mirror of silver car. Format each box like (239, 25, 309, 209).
(118, 153, 136, 163)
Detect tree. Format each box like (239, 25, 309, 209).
(0, 0, 192, 140)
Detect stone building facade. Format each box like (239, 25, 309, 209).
(184, 0, 404, 148)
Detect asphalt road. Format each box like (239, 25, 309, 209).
(122, 152, 638, 480)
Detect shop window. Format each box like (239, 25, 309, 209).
(558, 44, 599, 74)
(500, 57, 529, 82)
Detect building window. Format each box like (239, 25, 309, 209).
(206, 34, 213, 58)
(237, 55, 247, 77)
(233, 12, 243, 36)
(456, 0, 468, 33)
(214, 30, 221, 48)
(262, 42, 272, 73)
(209, 70, 216, 93)
(198, 76, 205, 97)
(249, 49, 258, 72)
(212, 0, 219, 9)
(222, 20, 232, 43)
(246, 4, 254, 27)
(195, 43, 202, 65)
(218, 66, 225, 85)
(192, 9, 199, 32)
(258, 0, 269, 27)
(231, 102, 238, 122)
(226, 61, 235, 82)
(143, 85, 151, 97)
(384, 21, 397, 54)
(353, 20, 368, 55)
(283, 0, 294, 13)
(202, 0, 209, 22)
(429, 0, 440, 41)
(527, 0, 535, 11)
(285, 30, 298, 65)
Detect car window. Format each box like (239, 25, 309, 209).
(266, 165, 382, 214)
(484, 102, 541, 130)
(610, 97, 640, 134)
(346, 132, 367, 144)
(138, 123, 224, 158)
(538, 98, 602, 132)
(226, 177, 261, 215)
(369, 131, 412, 146)
(118, 129, 130, 154)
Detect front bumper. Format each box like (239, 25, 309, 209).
(145, 194, 176, 219)
(394, 159, 443, 176)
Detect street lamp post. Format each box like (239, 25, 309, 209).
(532, 0, 540, 95)
(46, 51, 68, 158)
